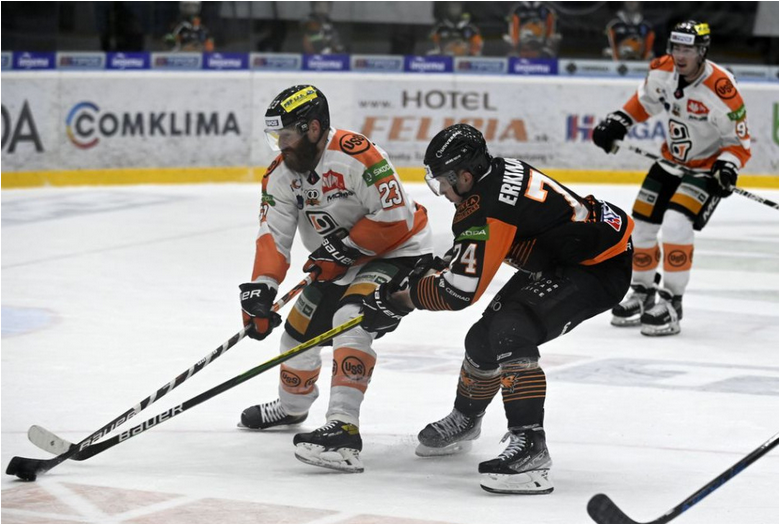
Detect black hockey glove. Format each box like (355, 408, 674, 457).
(304, 233, 362, 282)
(592, 111, 633, 154)
(239, 282, 282, 341)
(430, 246, 456, 272)
(711, 160, 738, 198)
(360, 281, 413, 335)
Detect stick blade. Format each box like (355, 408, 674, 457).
(587, 494, 639, 524)
(28, 425, 73, 455)
(5, 456, 42, 482)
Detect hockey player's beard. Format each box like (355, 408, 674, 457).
(281, 137, 320, 173)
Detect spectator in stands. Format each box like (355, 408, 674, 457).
(302, 1, 346, 54)
(604, 1, 655, 61)
(428, 1, 483, 56)
(506, 1, 561, 58)
(164, 1, 215, 52)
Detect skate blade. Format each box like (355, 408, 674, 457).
(294, 443, 364, 473)
(236, 421, 305, 430)
(415, 440, 474, 457)
(641, 323, 680, 336)
(610, 314, 641, 327)
(479, 469, 554, 495)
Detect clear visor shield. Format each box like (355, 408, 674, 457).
(424, 165, 458, 196)
(264, 122, 304, 152)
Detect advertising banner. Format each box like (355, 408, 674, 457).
(152, 52, 203, 70)
(252, 73, 778, 176)
(57, 52, 106, 70)
(13, 52, 56, 70)
(2, 72, 778, 183)
(2, 76, 60, 171)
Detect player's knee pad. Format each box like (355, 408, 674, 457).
(462, 358, 500, 379)
(464, 318, 500, 371)
(279, 330, 322, 370)
(332, 303, 374, 354)
(632, 219, 660, 247)
(661, 209, 694, 245)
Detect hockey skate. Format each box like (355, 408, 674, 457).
(610, 273, 661, 327)
(293, 420, 364, 473)
(478, 425, 553, 495)
(238, 399, 307, 430)
(641, 289, 683, 336)
(416, 409, 483, 457)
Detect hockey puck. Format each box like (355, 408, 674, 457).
(16, 471, 37, 482)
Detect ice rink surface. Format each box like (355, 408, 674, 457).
(1, 182, 778, 524)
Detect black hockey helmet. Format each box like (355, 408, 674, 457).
(264, 85, 330, 150)
(667, 20, 710, 57)
(423, 124, 492, 195)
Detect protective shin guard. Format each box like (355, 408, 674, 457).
(454, 360, 501, 417)
(501, 361, 547, 428)
(326, 303, 377, 425)
(278, 333, 321, 415)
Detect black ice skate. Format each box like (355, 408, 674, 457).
(416, 408, 483, 457)
(610, 273, 661, 327)
(293, 420, 364, 473)
(478, 425, 553, 495)
(641, 288, 683, 336)
(238, 399, 307, 430)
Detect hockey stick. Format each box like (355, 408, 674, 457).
(22, 275, 313, 460)
(587, 433, 779, 524)
(7, 313, 364, 481)
(613, 142, 779, 210)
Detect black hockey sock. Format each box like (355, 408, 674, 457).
(501, 364, 547, 427)
(453, 363, 500, 417)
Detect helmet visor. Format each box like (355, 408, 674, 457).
(424, 165, 458, 196)
(264, 122, 305, 152)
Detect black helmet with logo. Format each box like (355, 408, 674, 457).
(264, 85, 330, 142)
(423, 124, 492, 195)
(667, 20, 710, 57)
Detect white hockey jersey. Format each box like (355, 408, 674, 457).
(252, 128, 433, 286)
(623, 55, 751, 172)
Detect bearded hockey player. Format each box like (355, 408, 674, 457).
(238, 85, 433, 473)
(592, 21, 751, 336)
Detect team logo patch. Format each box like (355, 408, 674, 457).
(687, 99, 709, 115)
(601, 202, 623, 232)
(454, 195, 480, 223)
(339, 133, 371, 155)
(307, 171, 320, 185)
(714, 77, 736, 100)
(322, 169, 347, 193)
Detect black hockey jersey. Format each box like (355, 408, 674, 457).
(410, 158, 634, 311)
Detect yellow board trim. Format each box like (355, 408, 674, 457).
(1, 166, 778, 189)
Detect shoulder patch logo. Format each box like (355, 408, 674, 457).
(362, 159, 394, 186)
(686, 99, 709, 115)
(339, 133, 371, 155)
(715, 77, 736, 100)
(456, 225, 489, 242)
(727, 104, 746, 121)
